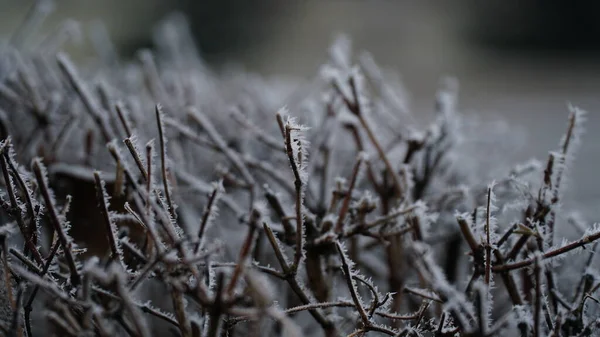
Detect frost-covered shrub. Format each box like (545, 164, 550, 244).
(0, 5, 599, 337)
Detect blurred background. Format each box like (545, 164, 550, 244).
(1, 0, 600, 218)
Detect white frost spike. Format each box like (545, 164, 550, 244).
(512, 305, 533, 331)
(4, 139, 38, 219)
(472, 280, 493, 334)
(329, 34, 352, 70)
(0, 223, 16, 238)
(560, 105, 587, 160)
(284, 115, 311, 184)
(435, 77, 459, 118)
(349, 66, 372, 116)
(319, 64, 352, 103)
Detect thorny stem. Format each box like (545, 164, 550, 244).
(145, 140, 155, 253)
(94, 171, 123, 264)
(32, 158, 80, 286)
(263, 222, 336, 334)
(0, 142, 43, 265)
(194, 179, 223, 254)
(124, 137, 149, 181)
(230, 298, 426, 326)
(280, 116, 306, 272)
(494, 229, 600, 272)
(115, 101, 133, 138)
(336, 241, 370, 326)
(25, 239, 60, 337)
(9, 248, 42, 274)
(0, 238, 21, 337)
(155, 104, 177, 221)
(4, 150, 37, 243)
(484, 186, 492, 285)
(534, 254, 543, 337)
(496, 223, 519, 249)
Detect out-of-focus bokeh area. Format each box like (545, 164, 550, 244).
(1, 0, 600, 218)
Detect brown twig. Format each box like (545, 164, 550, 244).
(32, 158, 80, 286)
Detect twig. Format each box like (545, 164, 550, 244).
(279, 114, 307, 272)
(188, 107, 256, 209)
(262, 222, 336, 334)
(484, 186, 492, 285)
(155, 104, 177, 220)
(94, 171, 123, 265)
(32, 158, 80, 286)
(194, 180, 223, 254)
(336, 241, 370, 326)
(533, 254, 543, 337)
(334, 154, 365, 234)
(494, 229, 600, 272)
(225, 208, 259, 296)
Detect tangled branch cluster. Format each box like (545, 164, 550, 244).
(0, 5, 599, 337)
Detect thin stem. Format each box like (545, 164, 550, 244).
(94, 171, 122, 264)
(494, 229, 600, 273)
(280, 118, 306, 272)
(225, 208, 259, 296)
(533, 254, 543, 337)
(194, 180, 223, 254)
(336, 241, 370, 326)
(115, 101, 133, 138)
(188, 107, 256, 209)
(32, 159, 80, 286)
(124, 137, 148, 181)
(0, 143, 43, 264)
(484, 186, 492, 285)
(262, 222, 335, 333)
(155, 104, 176, 221)
(334, 154, 365, 234)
